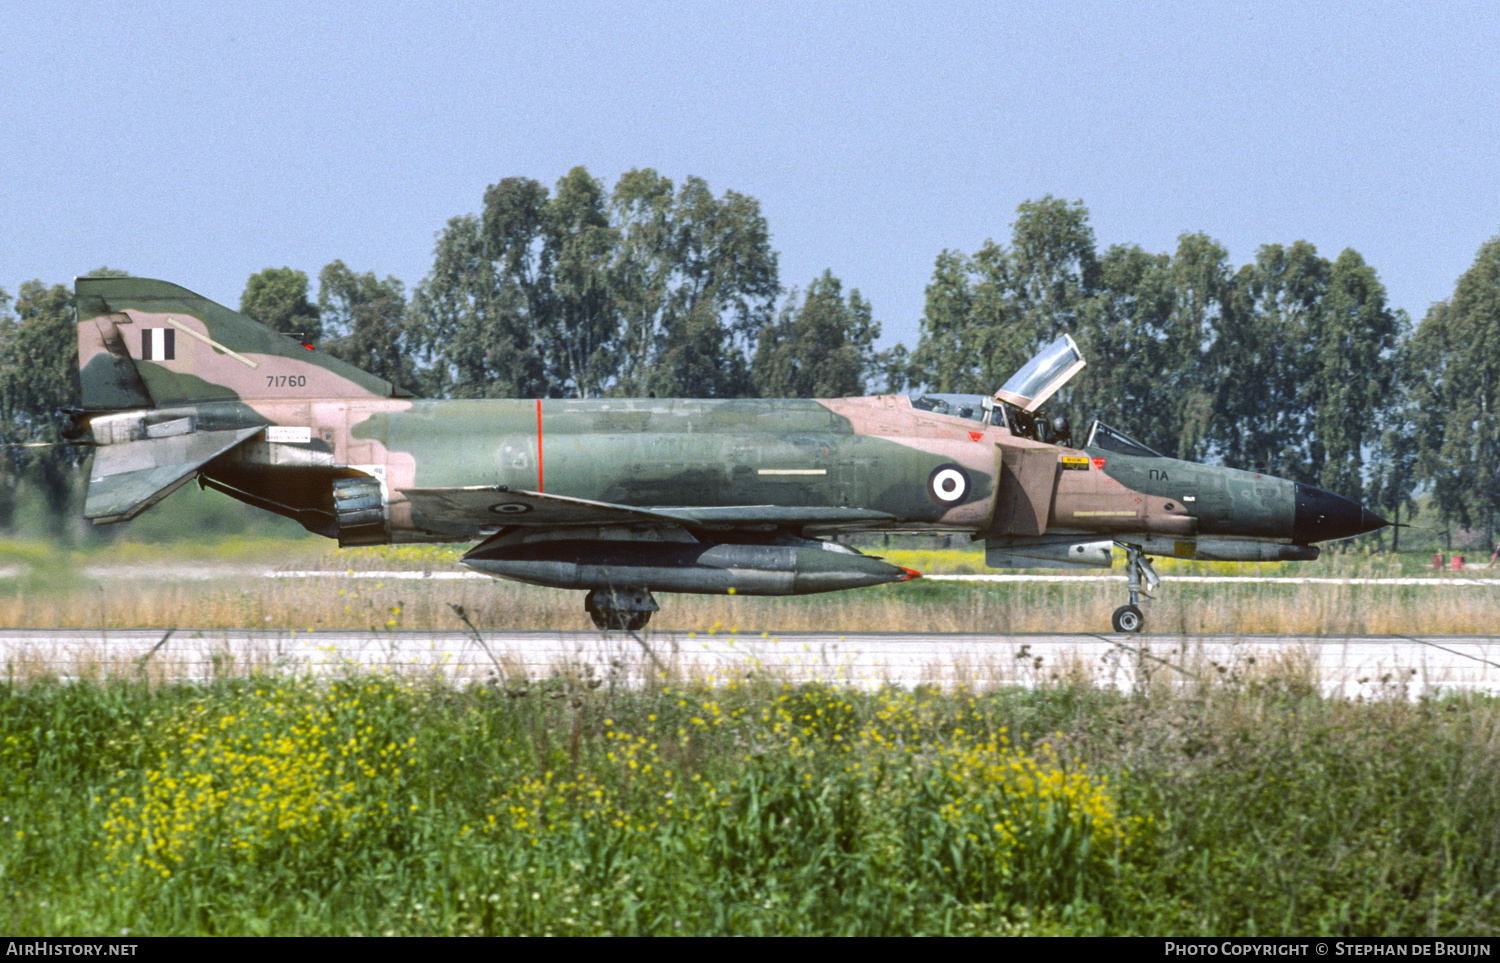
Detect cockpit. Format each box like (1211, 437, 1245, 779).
(1082, 420, 1162, 458)
(909, 334, 1087, 447)
(907, 334, 1162, 457)
(909, 394, 995, 424)
(911, 392, 1078, 447)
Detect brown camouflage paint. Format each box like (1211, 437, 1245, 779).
(75, 276, 1375, 600)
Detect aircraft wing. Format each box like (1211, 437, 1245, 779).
(400, 485, 897, 535)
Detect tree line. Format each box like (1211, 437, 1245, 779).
(910, 200, 1403, 502)
(905, 197, 1495, 549)
(2, 170, 1497, 547)
(237, 168, 889, 403)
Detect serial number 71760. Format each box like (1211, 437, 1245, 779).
(267, 375, 308, 388)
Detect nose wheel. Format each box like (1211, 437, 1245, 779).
(1112, 604, 1144, 633)
(1112, 543, 1159, 633)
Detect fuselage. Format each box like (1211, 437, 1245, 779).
(193, 394, 1002, 541)
(74, 275, 1389, 630)
(154, 392, 1378, 553)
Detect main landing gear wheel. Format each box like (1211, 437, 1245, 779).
(1112, 604, 1144, 634)
(589, 608, 651, 631)
(584, 588, 659, 632)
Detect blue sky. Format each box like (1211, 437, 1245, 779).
(4, 0, 1498, 357)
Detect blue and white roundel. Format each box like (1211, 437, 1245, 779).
(927, 464, 970, 505)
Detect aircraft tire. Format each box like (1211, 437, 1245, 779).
(1112, 604, 1144, 634)
(587, 606, 651, 631)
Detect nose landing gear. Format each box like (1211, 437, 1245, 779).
(1112, 543, 1159, 633)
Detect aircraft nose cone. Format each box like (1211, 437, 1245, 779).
(1293, 484, 1390, 543)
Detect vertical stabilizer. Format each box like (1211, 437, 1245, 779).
(75, 276, 406, 409)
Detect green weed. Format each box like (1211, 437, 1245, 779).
(3, 672, 1496, 935)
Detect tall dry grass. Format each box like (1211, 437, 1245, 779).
(1, 540, 1497, 635)
(2, 570, 1498, 635)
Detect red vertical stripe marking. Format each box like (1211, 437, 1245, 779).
(536, 399, 545, 492)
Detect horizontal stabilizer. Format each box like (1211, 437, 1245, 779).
(85, 427, 263, 523)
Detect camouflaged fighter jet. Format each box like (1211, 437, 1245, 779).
(73, 276, 1387, 633)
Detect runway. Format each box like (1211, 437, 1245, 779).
(5, 627, 1498, 698)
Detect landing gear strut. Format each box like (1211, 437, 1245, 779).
(584, 587, 659, 631)
(1111, 543, 1159, 634)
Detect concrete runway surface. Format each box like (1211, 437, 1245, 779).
(3, 628, 1498, 699)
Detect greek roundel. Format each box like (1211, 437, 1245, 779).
(927, 464, 970, 505)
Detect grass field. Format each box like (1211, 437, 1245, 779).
(3, 669, 1497, 936)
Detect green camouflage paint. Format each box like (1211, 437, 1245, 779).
(73, 276, 1386, 631)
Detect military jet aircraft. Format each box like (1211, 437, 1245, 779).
(73, 277, 1387, 633)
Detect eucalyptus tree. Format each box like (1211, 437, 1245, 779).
(412, 173, 597, 399)
(414, 167, 778, 400)
(908, 249, 981, 392)
(609, 168, 679, 394)
(1152, 232, 1240, 461)
(1366, 336, 1421, 551)
(912, 197, 1097, 394)
(1414, 234, 1500, 546)
(317, 260, 416, 394)
(240, 267, 322, 343)
(1409, 300, 1465, 541)
(1447, 235, 1500, 546)
(1307, 249, 1402, 501)
(973, 197, 1098, 387)
(753, 271, 880, 398)
(1209, 241, 1328, 481)
(610, 170, 778, 398)
(411, 212, 542, 398)
(544, 167, 617, 399)
(1064, 232, 1236, 461)
(0, 281, 84, 530)
(1072, 243, 1177, 453)
(1007, 195, 1099, 345)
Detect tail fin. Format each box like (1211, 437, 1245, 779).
(75, 276, 407, 410)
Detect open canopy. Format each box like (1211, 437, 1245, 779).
(993, 334, 1086, 412)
